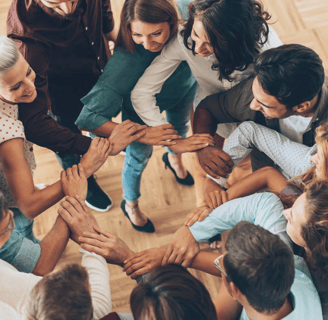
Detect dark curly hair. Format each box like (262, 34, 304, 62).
(181, 0, 271, 81)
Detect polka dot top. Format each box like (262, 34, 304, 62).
(0, 101, 36, 207)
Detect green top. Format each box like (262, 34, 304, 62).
(76, 44, 197, 128)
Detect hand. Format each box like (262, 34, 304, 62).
(169, 134, 215, 154)
(184, 206, 212, 227)
(109, 120, 147, 155)
(123, 248, 166, 279)
(137, 124, 181, 146)
(80, 137, 113, 177)
(203, 177, 228, 209)
(197, 146, 234, 178)
(162, 226, 200, 267)
(79, 226, 134, 266)
(58, 195, 99, 244)
(61, 164, 88, 200)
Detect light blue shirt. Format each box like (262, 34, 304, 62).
(189, 192, 291, 247)
(189, 193, 322, 320)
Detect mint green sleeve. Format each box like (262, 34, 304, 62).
(189, 192, 291, 247)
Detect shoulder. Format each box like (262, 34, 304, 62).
(291, 256, 323, 319)
(0, 107, 25, 145)
(99, 45, 158, 92)
(7, 0, 44, 36)
(161, 33, 186, 61)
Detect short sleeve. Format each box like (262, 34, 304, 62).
(0, 106, 25, 144)
(0, 231, 41, 273)
(198, 75, 256, 124)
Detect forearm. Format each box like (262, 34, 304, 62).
(79, 121, 118, 138)
(33, 216, 70, 276)
(16, 181, 64, 219)
(189, 251, 222, 276)
(225, 167, 288, 200)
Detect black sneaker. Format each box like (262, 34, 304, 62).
(85, 175, 113, 212)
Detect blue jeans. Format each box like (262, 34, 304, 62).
(122, 92, 194, 202)
(11, 207, 39, 243)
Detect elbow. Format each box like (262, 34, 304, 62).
(17, 203, 41, 220)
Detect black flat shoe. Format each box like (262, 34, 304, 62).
(162, 152, 194, 186)
(120, 200, 155, 233)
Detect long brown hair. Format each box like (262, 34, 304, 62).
(116, 0, 179, 54)
(302, 180, 328, 284)
(130, 264, 217, 320)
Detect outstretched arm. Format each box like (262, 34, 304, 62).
(211, 121, 315, 188)
(33, 215, 70, 276)
(201, 166, 288, 211)
(163, 193, 290, 267)
(0, 137, 112, 219)
(194, 108, 234, 178)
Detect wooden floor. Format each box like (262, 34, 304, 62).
(1, 0, 328, 313)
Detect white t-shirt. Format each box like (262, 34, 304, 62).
(0, 247, 112, 320)
(279, 115, 312, 144)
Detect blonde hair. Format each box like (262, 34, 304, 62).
(0, 36, 19, 79)
(290, 122, 328, 190)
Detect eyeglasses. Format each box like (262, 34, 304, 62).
(0, 210, 15, 237)
(214, 254, 227, 277)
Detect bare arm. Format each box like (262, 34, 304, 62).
(33, 215, 70, 276)
(81, 121, 181, 148)
(0, 138, 64, 219)
(203, 167, 288, 210)
(194, 108, 234, 178)
(79, 120, 117, 137)
(123, 247, 222, 279)
(0, 137, 111, 219)
(226, 166, 288, 200)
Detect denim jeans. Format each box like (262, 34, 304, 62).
(48, 112, 81, 170)
(11, 207, 39, 243)
(122, 91, 195, 202)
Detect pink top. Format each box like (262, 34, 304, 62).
(0, 101, 36, 207)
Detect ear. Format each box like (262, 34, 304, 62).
(293, 101, 311, 114)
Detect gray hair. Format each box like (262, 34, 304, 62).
(0, 36, 20, 78)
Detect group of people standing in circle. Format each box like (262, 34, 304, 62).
(0, 0, 328, 319)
